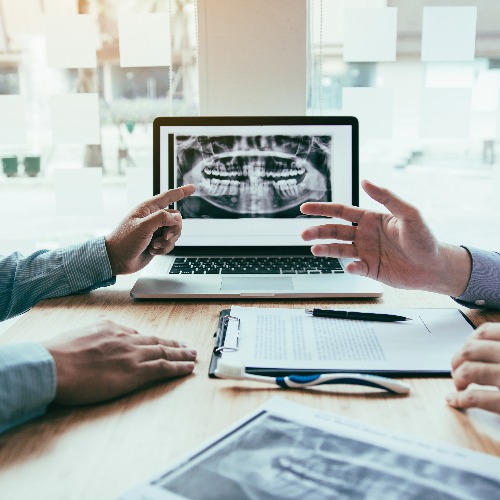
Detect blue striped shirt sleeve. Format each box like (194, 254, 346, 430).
(0, 342, 56, 434)
(0, 236, 116, 432)
(0, 236, 115, 321)
(454, 246, 500, 309)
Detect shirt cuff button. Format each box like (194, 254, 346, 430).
(475, 299, 485, 306)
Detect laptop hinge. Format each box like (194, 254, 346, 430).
(169, 246, 313, 257)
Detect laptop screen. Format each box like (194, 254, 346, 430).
(154, 117, 358, 247)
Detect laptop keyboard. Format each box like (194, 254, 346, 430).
(168, 256, 344, 275)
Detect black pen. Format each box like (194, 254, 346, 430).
(305, 308, 412, 322)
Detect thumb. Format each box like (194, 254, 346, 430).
(140, 209, 180, 235)
(361, 179, 419, 221)
(345, 260, 368, 276)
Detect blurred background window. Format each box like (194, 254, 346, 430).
(0, 0, 199, 255)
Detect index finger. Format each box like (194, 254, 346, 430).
(471, 323, 500, 342)
(300, 202, 365, 223)
(154, 184, 196, 209)
(361, 180, 421, 222)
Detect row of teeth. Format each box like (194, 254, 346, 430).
(200, 178, 300, 199)
(202, 165, 306, 179)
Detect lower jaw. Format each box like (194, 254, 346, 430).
(200, 185, 315, 214)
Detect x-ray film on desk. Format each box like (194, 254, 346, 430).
(121, 398, 500, 500)
(131, 117, 383, 299)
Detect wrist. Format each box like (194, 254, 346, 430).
(430, 244, 472, 297)
(104, 235, 121, 276)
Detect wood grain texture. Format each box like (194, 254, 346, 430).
(0, 278, 499, 499)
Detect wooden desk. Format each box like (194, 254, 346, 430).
(1, 278, 499, 499)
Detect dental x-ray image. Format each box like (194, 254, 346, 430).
(154, 412, 500, 500)
(176, 135, 332, 218)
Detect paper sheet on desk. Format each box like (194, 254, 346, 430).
(222, 306, 475, 373)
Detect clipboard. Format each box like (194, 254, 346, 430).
(209, 306, 477, 378)
(209, 309, 344, 377)
(209, 309, 231, 378)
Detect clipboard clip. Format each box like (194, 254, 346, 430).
(213, 315, 240, 354)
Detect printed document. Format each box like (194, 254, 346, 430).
(221, 306, 474, 373)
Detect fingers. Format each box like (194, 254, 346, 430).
(142, 209, 183, 256)
(128, 335, 198, 385)
(448, 326, 500, 413)
(344, 260, 369, 277)
(309, 246, 370, 275)
(470, 322, 500, 342)
(127, 330, 198, 384)
(152, 184, 196, 209)
(454, 324, 500, 367)
(361, 179, 421, 222)
(301, 202, 365, 223)
(128, 335, 189, 348)
(451, 340, 500, 372)
(149, 226, 181, 256)
(149, 241, 177, 256)
(302, 223, 356, 242)
(452, 361, 500, 391)
(310, 243, 358, 259)
(446, 390, 500, 414)
(144, 208, 182, 234)
(138, 345, 197, 363)
(130, 334, 197, 362)
(141, 359, 196, 382)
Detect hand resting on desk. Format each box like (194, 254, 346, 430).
(447, 323, 500, 414)
(43, 320, 197, 405)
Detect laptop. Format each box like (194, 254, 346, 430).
(130, 116, 383, 299)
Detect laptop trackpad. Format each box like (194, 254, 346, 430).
(221, 277, 294, 291)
